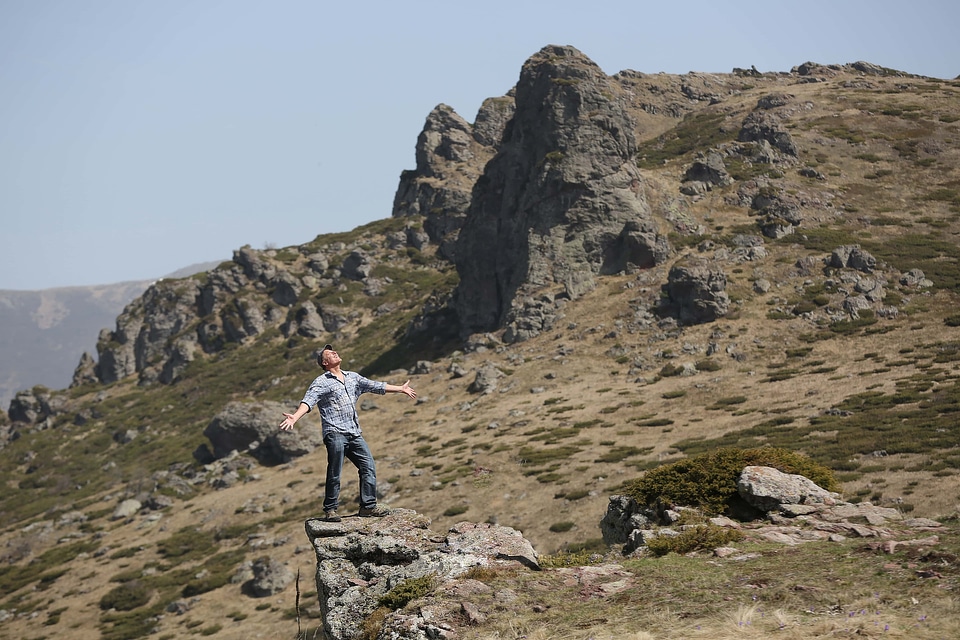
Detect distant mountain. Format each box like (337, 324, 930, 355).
(0, 261, 222, 408)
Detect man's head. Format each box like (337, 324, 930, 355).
(315, 344, 338, 370)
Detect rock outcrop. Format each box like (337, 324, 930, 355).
(658, 257, 730, 324)
(305, 509, 539, 640)
(600, 465, 924, 554)
(392, 100, 511, 258)
(453, 45, 670, 337)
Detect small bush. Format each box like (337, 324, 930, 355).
(549, 521, 575, 533)
(443, 504, 468, 517)
(645, 524, 744, 556)
(621, 447, 838, 516)
(378, 574, 436, 610)
(538, 550, 602, 568)
(709, 396, 747, 409)
(99, 581, 152, 611)
(695, 359, 722, 372)
(659, 363, 684, 377)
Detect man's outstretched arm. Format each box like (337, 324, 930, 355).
(384, 380, 416, 399)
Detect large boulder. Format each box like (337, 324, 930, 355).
(203, 401, 323, 466)
(659, 258, 730, 324)
(738, 104, 798, 157)
(246, 556, 294, 597)
(829, 245, 877, 273)
(736, 466, 842, 512)
(305, 510, 539, 640)
(7, 387, 65, 425)
(681, 151, 733, 193)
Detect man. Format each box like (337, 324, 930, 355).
(279, 344, 416, 521)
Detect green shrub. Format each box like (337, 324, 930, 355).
(378, 574, 436, 610)
(549, 521, 575, 533)
(620, 447, 838, 516)
(659, 363, 683, 377)
(443, 504, 468, 517)
(695, 359, 722, 372)
(709, 396, 747, 409)
(645, 524, 744, 556)
(538, 550, 602, 568)
(99, 581, 152, 611)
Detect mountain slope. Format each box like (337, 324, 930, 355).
(1, 48, 959, 639)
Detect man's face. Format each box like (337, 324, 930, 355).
(320, 348, 341, 369)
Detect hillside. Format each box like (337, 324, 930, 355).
(2, 47, 960, 639)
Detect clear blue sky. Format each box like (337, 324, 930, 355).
(1, 0, 957, 290)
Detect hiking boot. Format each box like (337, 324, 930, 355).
(358, 504, 391, 518)
(323, 510, 342, 522)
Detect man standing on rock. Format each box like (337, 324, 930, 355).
(279, 344, 416, 521)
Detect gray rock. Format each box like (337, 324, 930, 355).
(340, 250, 373, 281)
(247, 557, 294, 597)
(467, 364, 503, 395)
(830, 245, 877, 273)
(842, 295, 872, 317)
(112, 499, 142, 520)
(659, 258, 730, 324)
(600, 495, 653, 545)
(271, 271, 302, 306)
(737, 466, 842, 512)
(204, 401, 323, 466)
(295, 301, 325, 338)
(738, 110, 798, 156)
(392, 104, 497, 252)
(756, 93, 793, 110)
(899, 268, 933, 288)
(305, 510, 538, 640)
(683, 152, 732, 188)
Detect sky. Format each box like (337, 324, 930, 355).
(1, 0, 957, 291)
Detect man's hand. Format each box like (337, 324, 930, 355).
(400, 380, 417, 399)
(279, 412, 297, 431)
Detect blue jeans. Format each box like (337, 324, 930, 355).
(323, 431, 377, 513)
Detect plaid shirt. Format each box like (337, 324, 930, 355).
(300, 370, 385, 437)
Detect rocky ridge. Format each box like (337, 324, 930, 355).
(39, 46, 941, 401)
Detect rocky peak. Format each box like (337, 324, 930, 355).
(392, 102, 507, 259)
(453, 45, 670, 336)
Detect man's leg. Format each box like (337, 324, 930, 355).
(345, 434, 377, 510)
(323, 433, 347, 513)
